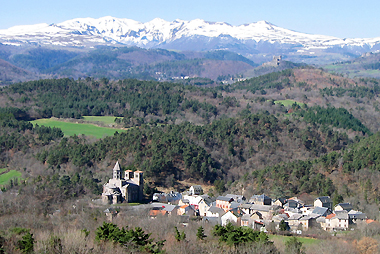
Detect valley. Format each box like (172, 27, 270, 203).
(1, 16, 380, 253)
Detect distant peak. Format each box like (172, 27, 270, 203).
(256, 20, 275, 26)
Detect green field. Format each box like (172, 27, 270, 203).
(82, 116, 122, 125)
(31, 118, 126, 138)
(0, 170, 22, 186)
(274, 99, 306, 107)
(0, 168, 7, 174)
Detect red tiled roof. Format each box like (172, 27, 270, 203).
(149, 210, 167, 216)
(326, 214, 335, 219)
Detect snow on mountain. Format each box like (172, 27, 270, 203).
(1, 16, 380, 51)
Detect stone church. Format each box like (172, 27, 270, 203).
(102, 162, 143, 204)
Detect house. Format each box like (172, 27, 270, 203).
(189, 185, 203, 195)
(284, 199, 302, 209)
(334, 203, 353, 212)
(182, 194, 203, 210)
(241, 214, 251, 227)
(314, 196, 332, 211)
(102, 162, 143, 204)
(348, 210, 367, 224)
(202, 216, 221, 225)
(284, 207, 302, 217)
(162, 204, 178, 216)
(225, 194, 245, 203)
(149, 208, 167, 219)
(216, 196, 234, 212)
(272, 214, 289, 223)
(248, 204, 273, 220)
(178, 199, 190, 207)
(206, 206, 226, 218)
(153, 193, 168, 203)
(198, 196, 215, 216)
(250, 211, 263, 221)
(177, 204, 196, 216)
(300, 205, 314, 215)
(166, 191, 182, 203)
(288, 214, 303, 230)
(221, 210, 243, 226)
(273, 198, 287, 207)
(326, 211, 350, 231)
(153, 191, 182, 203)
(249, 194, 272, 205)
(299, 214, 320, 230)
(311, 206, 330, 217)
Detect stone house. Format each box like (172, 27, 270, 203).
(324, 211, 350, 231)
(198, 196, 215, 216)
(288, 214, 303, 230)
(273, 198, 287, 207)
(299, 214, 320, 230)
(225, 194, 245, 203)
(334, 203, 353, 212)
(249, 194, 272, 205)
(102, 162, 143, 204)
(314, 196, 332, 211)
(177, 204, 196, 216)
(206, 206, 226, 218)
(189, 185, 203, 195)
(348, 210, 367, 224)
(216, 196, 234, 212)
(221, 210, 242, 226)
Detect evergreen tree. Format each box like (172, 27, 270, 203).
(196, 226, 206, 240)
(17, 232, 34, 253)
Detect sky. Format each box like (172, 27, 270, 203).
(1, 0, 379, 39)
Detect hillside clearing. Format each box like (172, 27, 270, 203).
(0, 170, 22, 186)
(30, 118, 127, 138)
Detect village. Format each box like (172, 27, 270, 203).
(100, 162, 370, 235)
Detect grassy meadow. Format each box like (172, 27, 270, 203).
(82, 116, 122, 125)
(274, 99, 306, 107)
(0, 170, 22, 186)
(31, 117, 126, 138)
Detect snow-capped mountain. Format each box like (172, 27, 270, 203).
(1, 16, 380, 60)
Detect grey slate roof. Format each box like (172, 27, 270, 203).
(207, 206, 225, 215)
(250, 194, 271, 201)
(225, 194, 245, 202)
(348, 211, 367, 220)
(312, 206, 329, 215)
(163, 204, 177, 213)
(335, 203, 353, 211)
(250, 204, 271, 212)
(202, 216, 221, 224)
(315, 196, 332, 204)
(288, 214, 303, 220)
(216, 196, 234, 202)
(334, 211, 349, 220)
(284, 200, 300, 208)
(230, 202, 240, 209)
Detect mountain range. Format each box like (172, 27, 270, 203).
(1, 16, 380, 64)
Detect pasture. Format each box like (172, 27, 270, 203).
(31, 118, 126, 138)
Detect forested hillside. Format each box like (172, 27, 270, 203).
(1, 67, 379, 199)
(2, 66, 380, 253)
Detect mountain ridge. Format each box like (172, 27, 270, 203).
(1, 16, 380, 52)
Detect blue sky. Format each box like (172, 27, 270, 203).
(1, 0, 379, 38)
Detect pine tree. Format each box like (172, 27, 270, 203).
(196, 226, 206, 240)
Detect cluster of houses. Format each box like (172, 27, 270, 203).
(149, 185, 368, 233)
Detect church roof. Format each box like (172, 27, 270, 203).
(113, 161, 121, 171)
